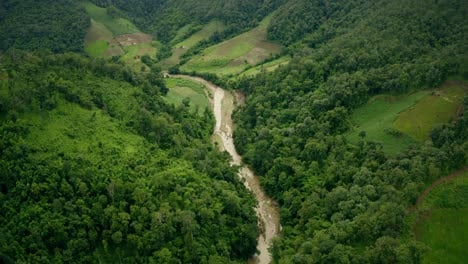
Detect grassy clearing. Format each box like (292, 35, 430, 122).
(237, 56, 290, 78)
(180, 15, 282, 76)
(165, 78, 210, 113)
(347, 91, 428, 154)
(81, 1, 139, 36)
(416, 170, 468, 264)
(394, 81, 466, 141)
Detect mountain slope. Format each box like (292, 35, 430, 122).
(89, 0, 286, 43)
(0, 52, 257, 263)
(0, 0, 90, 52)
(233, 0, 468, 262)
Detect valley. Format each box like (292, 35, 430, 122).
(167, 74, 280, 264)
(0, 0, 467, 263)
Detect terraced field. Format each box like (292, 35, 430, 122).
(160, 21, 225, 69)
(164, 77, 210, 114)
(237, 56, 290, 78)
(180, 15, 282, 76)
(81, 1, 158, 70)
(81, 1, 139, 36)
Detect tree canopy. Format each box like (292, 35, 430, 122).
(0, 0, 90, 52)
(0, 51, 257, 263)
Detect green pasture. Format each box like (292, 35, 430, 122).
(394, 81, 466, 141)
(347, 91, 428, 154)
(170, 24, 196, 45)
(237, 56, 290, 78)
(85, 19, 113, 43)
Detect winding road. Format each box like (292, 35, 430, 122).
(168, 74, 280, 264)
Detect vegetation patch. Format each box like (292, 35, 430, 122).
(119, 43, 158, 71)
(81, 1, 139, 36)
(416, 170, 468, 264)
(176, 21, 225, 50)
(180, 15, 282, 76)
(84, 40, 109, 57)
(82, 2, 158, 69)
(84, 20, 121, 57)
(394, 81, 467, 141)
(169, 24, 195, 45)
(26, 100, 145, 161)
(160, 21, 225, 69)
(237, 56, 290, 78)
(347, 91, 428, 154)
(164, 77, 210, 113)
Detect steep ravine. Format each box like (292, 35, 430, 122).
(168, 74, 280, 264)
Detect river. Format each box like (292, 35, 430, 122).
(167, 74, 280, 264)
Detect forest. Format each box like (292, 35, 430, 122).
(0, 0, 90, 52)
(232, 0, 467, 262)
(0, 52, 258, 263)
(0, 0, 467, 263)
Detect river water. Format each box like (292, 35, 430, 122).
(168, 74, 280, 264)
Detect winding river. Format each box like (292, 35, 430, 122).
(168, 74, 280, 264)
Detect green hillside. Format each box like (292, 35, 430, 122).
(416, 170, 468, 264)
(160, 21, 226, 69)
(233, 0, 468, 262)
(237, 56, 290, 78)
(180, 15, 282, 75)
(0, 0, 467, 263)
(81, 1, 139, 36)
(88, 0, 286, 43)
(394, 81, 467, 141)
(0, 52, 257, 263)
(347, 91, 428, 154)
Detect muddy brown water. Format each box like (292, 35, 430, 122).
(168, 74, 280, 264)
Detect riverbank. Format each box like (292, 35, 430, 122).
(167, 74, 280, 264)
